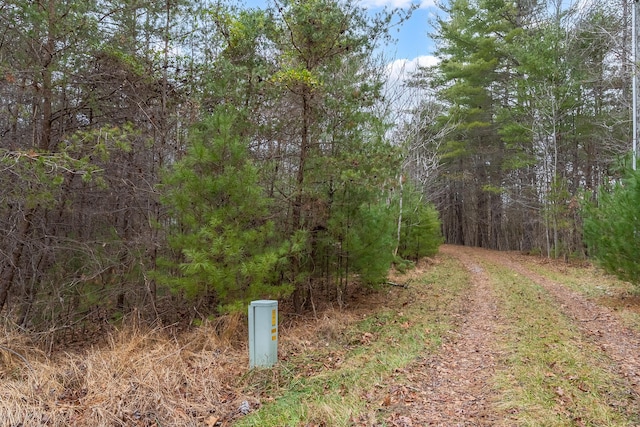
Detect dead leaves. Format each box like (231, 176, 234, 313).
(381, 394, 392, 407)
(360, 332, 375, 345)
(386, 414, 414, 426)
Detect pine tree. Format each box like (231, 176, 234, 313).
(427, 0, 520, 249)
(157, 109, 292, 313)
(418, 0, 627, 255)
(258, 0, 403, 309)
(396, 181, 443, 261)
(583, 168, 640, 287)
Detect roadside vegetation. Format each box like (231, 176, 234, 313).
(583, 167, 640, 291)
(235, 256, 470, 426)
(0, 256, 471, 426)
(2, 250, 640, 425)
(516, 257, 640, 333)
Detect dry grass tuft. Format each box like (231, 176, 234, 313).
(0, 320, 251, 426)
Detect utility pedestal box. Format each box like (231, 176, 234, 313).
(248, 300, 278, 368)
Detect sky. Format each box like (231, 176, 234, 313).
(359, 0, 437, 60)
(371, 0, 441, 85)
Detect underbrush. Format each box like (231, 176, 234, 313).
(0, 317, 248, 426)
(0, 254, 461, 427)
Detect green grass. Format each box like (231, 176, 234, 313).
(519, 259, 640, 333)
(521, 260, 634, 299)
(234, 255, 471, 426)
(484, 261, 639, 426)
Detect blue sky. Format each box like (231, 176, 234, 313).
(363, 0, 437, 61)
(358, 0, 442, 94)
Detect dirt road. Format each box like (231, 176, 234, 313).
(376, 245, 640, 426)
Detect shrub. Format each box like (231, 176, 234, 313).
(156, 109, 292, 313)
(582, 168, 640, 287)
(397, 183, 443, 261)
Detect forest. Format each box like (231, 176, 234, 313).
(0, 0, 635, 335)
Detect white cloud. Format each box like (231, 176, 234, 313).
(359, 0, 414, 7)
(386, 55, 439, 83)
(417, 0, 437, 8)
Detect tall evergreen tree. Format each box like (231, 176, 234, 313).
(429, 0, 515, 249)
(416, 0, 628, 256)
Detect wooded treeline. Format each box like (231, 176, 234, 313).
(0, 0, 196, 331)
(0, 0, 634, 335)
(405, 0, 631, 258)
(0, 0, 442, 334)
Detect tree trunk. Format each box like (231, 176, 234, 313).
(394, 175, 404, 256)
(0, 208, 34, 312)
(39, 0, 56, 151)
(292, 90, 311, 313)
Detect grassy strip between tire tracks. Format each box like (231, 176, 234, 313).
(234, 255, 471, 426)
(482, 261, 640, 426)
(516, 258, 640, 333)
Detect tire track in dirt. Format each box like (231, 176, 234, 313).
(467, 246, 640, 398)
(363, 245, 640, 425)
(374, 245, 507, 426)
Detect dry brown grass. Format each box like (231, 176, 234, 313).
(0, 289, 390, 427)
(0, 316, 252, 427)
(0, 269, 426, 427)
(388, 256, 438, 284)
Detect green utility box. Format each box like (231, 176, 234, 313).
(248, 300, 278, 368)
